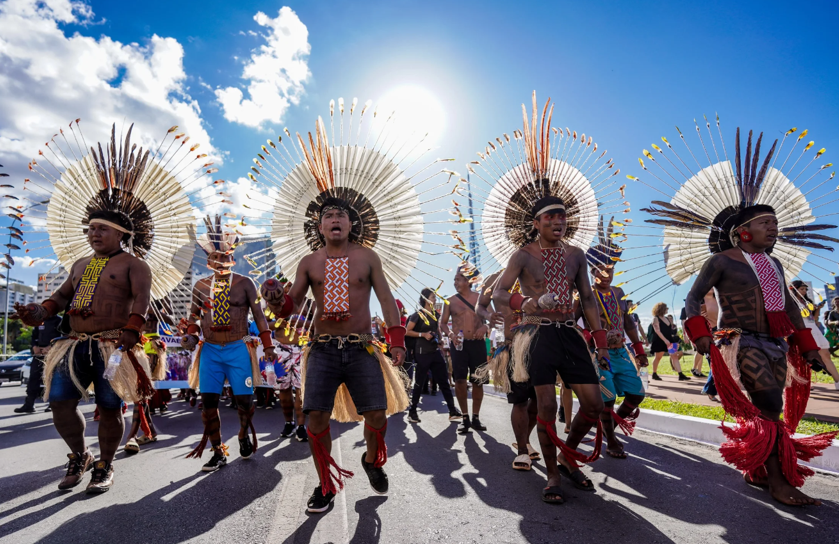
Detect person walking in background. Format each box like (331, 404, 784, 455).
(15, 314, 63, 414)
(649, 303, 690, 381)
(790, 281, 839, 388)
(680, 302, 706, 378)
(826, 297, 839, 359)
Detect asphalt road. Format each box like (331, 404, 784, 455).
(0, 383, 837, 544)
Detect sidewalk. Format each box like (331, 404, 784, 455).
(644, 373, 839, 423)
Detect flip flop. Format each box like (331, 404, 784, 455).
(124, 438, 140, 454)
(541, 485, 565, 504)
(605, 448, 628, 459)
(558, 464, 595, 492)
(512, 454, 532, 471)
(511, 443, 542, 461)
(136, 435, 157, 445)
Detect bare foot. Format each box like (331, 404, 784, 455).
(768, 480, 821, 506)
(743, 473, 768, 488)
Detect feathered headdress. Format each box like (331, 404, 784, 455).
(623, 115, 838, 305)
(243, 96, 466, 316)
(586, 215, 624, 268)
(467, 91, 628, 271)
(197, 214, 240, 254)
(21, 120, 217, 304)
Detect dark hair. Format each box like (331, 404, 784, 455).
(734, 204, 776, 229)
(419, 287, 435, 309)
(531, 195, 566, 219)
(87, 209, 134, 245)
(319, 197, 351, 218)
(791, 280, 814, 305)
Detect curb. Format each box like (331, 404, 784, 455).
(483, 389, 839, 475)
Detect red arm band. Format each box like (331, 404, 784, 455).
(684, 315, 712, 342)
(510, 293, 525, 311)
(187, 323, 201, 336)
(259, 330, 274, 350)
(580, 328, 593, 346)
(632, 341, 646, 357)
(42, 299, 60, 317)
(789, 328, 819, 353)
(387, 326, 406, 349)
(591, 329, 608, 349)
(122, 313, 146, 333)
(276, 295, 294, 319)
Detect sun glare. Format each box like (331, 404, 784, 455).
(375, 86, 446, 147)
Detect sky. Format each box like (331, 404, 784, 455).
(1, 0, 838, 323)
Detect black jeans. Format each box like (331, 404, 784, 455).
(25, 356, 45, 404)
(411, 349, 455, 411)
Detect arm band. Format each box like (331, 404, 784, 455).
(122, 313, 146, 333)
(187, 323, 201, 336)
(591, 329, 608, 349)
(632, 341, 646, 357)
(42, 299, 60, 317)
(387, 326, 406, 349)
(259, 330, 274, 350)
(684, 315, 712, 342)
(510, 293, 525, 311)
(789, 328, 819, 353)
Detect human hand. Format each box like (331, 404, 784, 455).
(635, 353, 649, 367)
(803, 350, 826, 373)
(11, 302, 47, 326)
(263, 347, 278, 363)
(391, 346, 405, 366)
(181, 334, 199, 351)
(694, 337, 711, 355)
(522, 297, 539, 314)
(489, 311, 504, 328)
(116, 330, 140, 351)
(422, 331, 433, 341)
(596, 348, 610, 370)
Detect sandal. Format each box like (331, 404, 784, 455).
(512, 454, 532, 471)
(558, 464, 595, 492)
(605, 448, 627, 459)
(124, 438, 140, 454)
(541, 485, 565, 504)
(136, 435, 157, 446)
(511, 443, 542, 461)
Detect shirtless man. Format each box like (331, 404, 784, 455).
(440, 266, 489, 434)
(580, 254, 647, 459)
(494, 196, 608, 504)
(476, 270, 540, 470)
(13, 210, 152, 493)
(263, 197, 407, 513)
(684, 205, 830, 506)
(182, 219, 277, 472)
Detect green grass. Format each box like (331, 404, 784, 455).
(648, 352, 837, 384)
(633, 397, 839, 436)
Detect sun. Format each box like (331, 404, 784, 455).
(375, 86, 446, 147)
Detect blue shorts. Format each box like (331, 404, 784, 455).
(49, 340, 124, 410)
(199, 340, 254, 396)
(302, 341, 386, 415)
(599, 346, 645, 402)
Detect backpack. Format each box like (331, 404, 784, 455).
(647, 322, 655, 342)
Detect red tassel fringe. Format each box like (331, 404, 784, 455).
(138, 400, 152, 438)
(611, 409, 636, 436)
(766, 311, 794, 339)
(125, 350, 155, 400)
(783, 344, 810, 431)
(186, 433, 209, 459)
(537, 416, 601, 467)
(308, 426, 354, 495)
(365, 420, 388, 468)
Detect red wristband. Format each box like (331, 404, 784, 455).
(123, 313, 146, 333)
(259, 330, 273, 349)
(632, 341, 646, 357)
(187, 323, 201, 336)
(790, 328, 818, 353)
(684, 315, 712, 342)
(387, 325, 406, 349)
(42, 299, 60, 317)
(591, 329, 608, 349)
(277, 295, 294, 319)
(510, 293, 525, 311)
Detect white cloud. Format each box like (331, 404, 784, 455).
(0, 0, 218, 180)
(215, 7, 311, 129)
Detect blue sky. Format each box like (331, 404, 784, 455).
(2, 0, 838, 321)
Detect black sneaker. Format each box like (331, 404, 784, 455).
(361, 453, 388, 495)
(307, 485, 335, 513)
(239, 436, 254, 459)
(14, 404, 35, 413)
(86, 460, 114, 494)
(459, 414, 472, 434)
(281, 422, 296, 437)
(408, 409, 420, 423)
(558, 405, 566, 423)
(44, 406, 52, 413)
(296, 425, 308, 442)
(692, 370, 705, 378)
(448, 408, 463, 421)
(651, 373, 662, 381)
(678, 372, 691, 381)
(471, 415, 487, 432)
(202, 449, 228, 472)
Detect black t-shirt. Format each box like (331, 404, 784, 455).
(408, 311, 440, 355)
(679, 307, 687, 321)
(32, 315, 64, 348)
